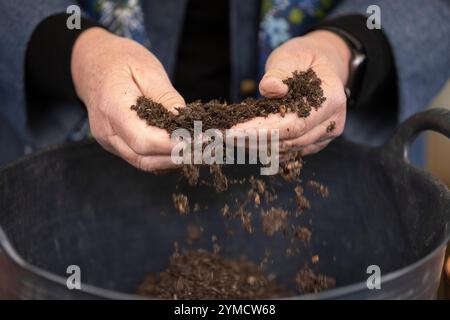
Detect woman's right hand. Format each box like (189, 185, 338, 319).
(71, 27, 184, 171)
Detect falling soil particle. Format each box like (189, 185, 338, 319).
(250, 176, 266, 194)
(259, 249, 272, 270)
(186, 225, 203, 244)
(234, 200, 253, 234)
(173, 193, 189, 215)
(278, 152, 303, 183)
(261, 207, 289, 237)
(254, 193, 261, 207)
(286, 248, 294, 257)
(193, 203, 200, 213)
(295, 265, 336, 294)
(131, 69, 326, 134)
(209, 164, 229, 193)
(292, 225, 312, 244)
(211, 235, 221, 255)
(137, 250, 290, 299)
(182, 165, 200, 186)
(307, 180, 330, 198)
(311, 255, 320, 264)
(221, 203, 230, 218)
(263, 189, 278, 205)
(294, 185, 311, 213)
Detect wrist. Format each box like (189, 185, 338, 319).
(305, 30, 352, 84)
(71, 27, 113, 102)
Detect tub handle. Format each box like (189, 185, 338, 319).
(384, 108, 450, 162)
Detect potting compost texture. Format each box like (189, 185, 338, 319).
(132, 69, 336, 299)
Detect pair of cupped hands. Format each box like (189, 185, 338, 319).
(71, 27, 350, 171)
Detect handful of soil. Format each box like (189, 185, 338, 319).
(137, 249, 289, 300)
(131, 69, 326, 134)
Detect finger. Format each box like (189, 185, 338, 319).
(300, 69, 345, 132)
(280, 116, 344, 152)
(233, 99, 336, 144)
(259, 49, 310, 98)
(300, 138, 332, 157)
(106, 81, 177, 156)
(232, 113, 306, 141)
(108, 134, 178, 172)
(259, 71, 289, 98)
(279, 65, 346, 141)
(131, 61, 185, 113)
(256, 67, 345, 142)
(445, 257, 450, 281)
(278, 152, 291, 163)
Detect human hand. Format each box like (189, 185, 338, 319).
(238, 30, 351, 157)
(445, 256, 450, 283)
(71, 28, 184, 171)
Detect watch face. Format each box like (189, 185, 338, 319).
(346, 51, 367, 107)
(353, 53, 367, 68)
(345, 87, 351, 99)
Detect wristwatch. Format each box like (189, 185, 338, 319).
(317, 26, 367, 108)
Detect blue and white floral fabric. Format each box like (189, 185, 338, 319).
(258, 0, 335, 75)
(79, 0, 150, 47)
(79, 0, 335, 67)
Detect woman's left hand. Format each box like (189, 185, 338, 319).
(236, 30, 351, 157)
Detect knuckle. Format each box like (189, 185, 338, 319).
(330, 112, 346, 138)
(326, 121, 344, 139)
(89, 123, 103, 142)
(335, 123, 345, 136)
(319, 139, 330, 148)
(136, 157, 160, 172)
(145, 71, 164, 85)
(284, 120, 305, 139)
(137, 159, 148, 171)
(132, 154, 148, 172)
(334, 87, 347, 108)
(300, 147, 311, 156)
(157, 90, 182, 106)
(294, 118, 307, 134)
(306, 145, 320, 155)
(129, 137, 149, 155)
(93, 132, 113, 153)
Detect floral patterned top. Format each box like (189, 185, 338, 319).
(258, 0, 335, 75)
(80, 0, 335, 67)
(79, 0, 150, 47)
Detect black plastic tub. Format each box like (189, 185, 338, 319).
(0, 109, 449, 299)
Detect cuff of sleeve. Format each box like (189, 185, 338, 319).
(313, 14, 398, 114)
(26, 13, 103, 101)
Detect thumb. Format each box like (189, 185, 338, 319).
(150, 81, 185, 114)
(132, 65, 185, 114)
(259, 67, 290, 99)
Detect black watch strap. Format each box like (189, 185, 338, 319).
(316, 26, 367, 108)
(311, 14, 397, 114)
